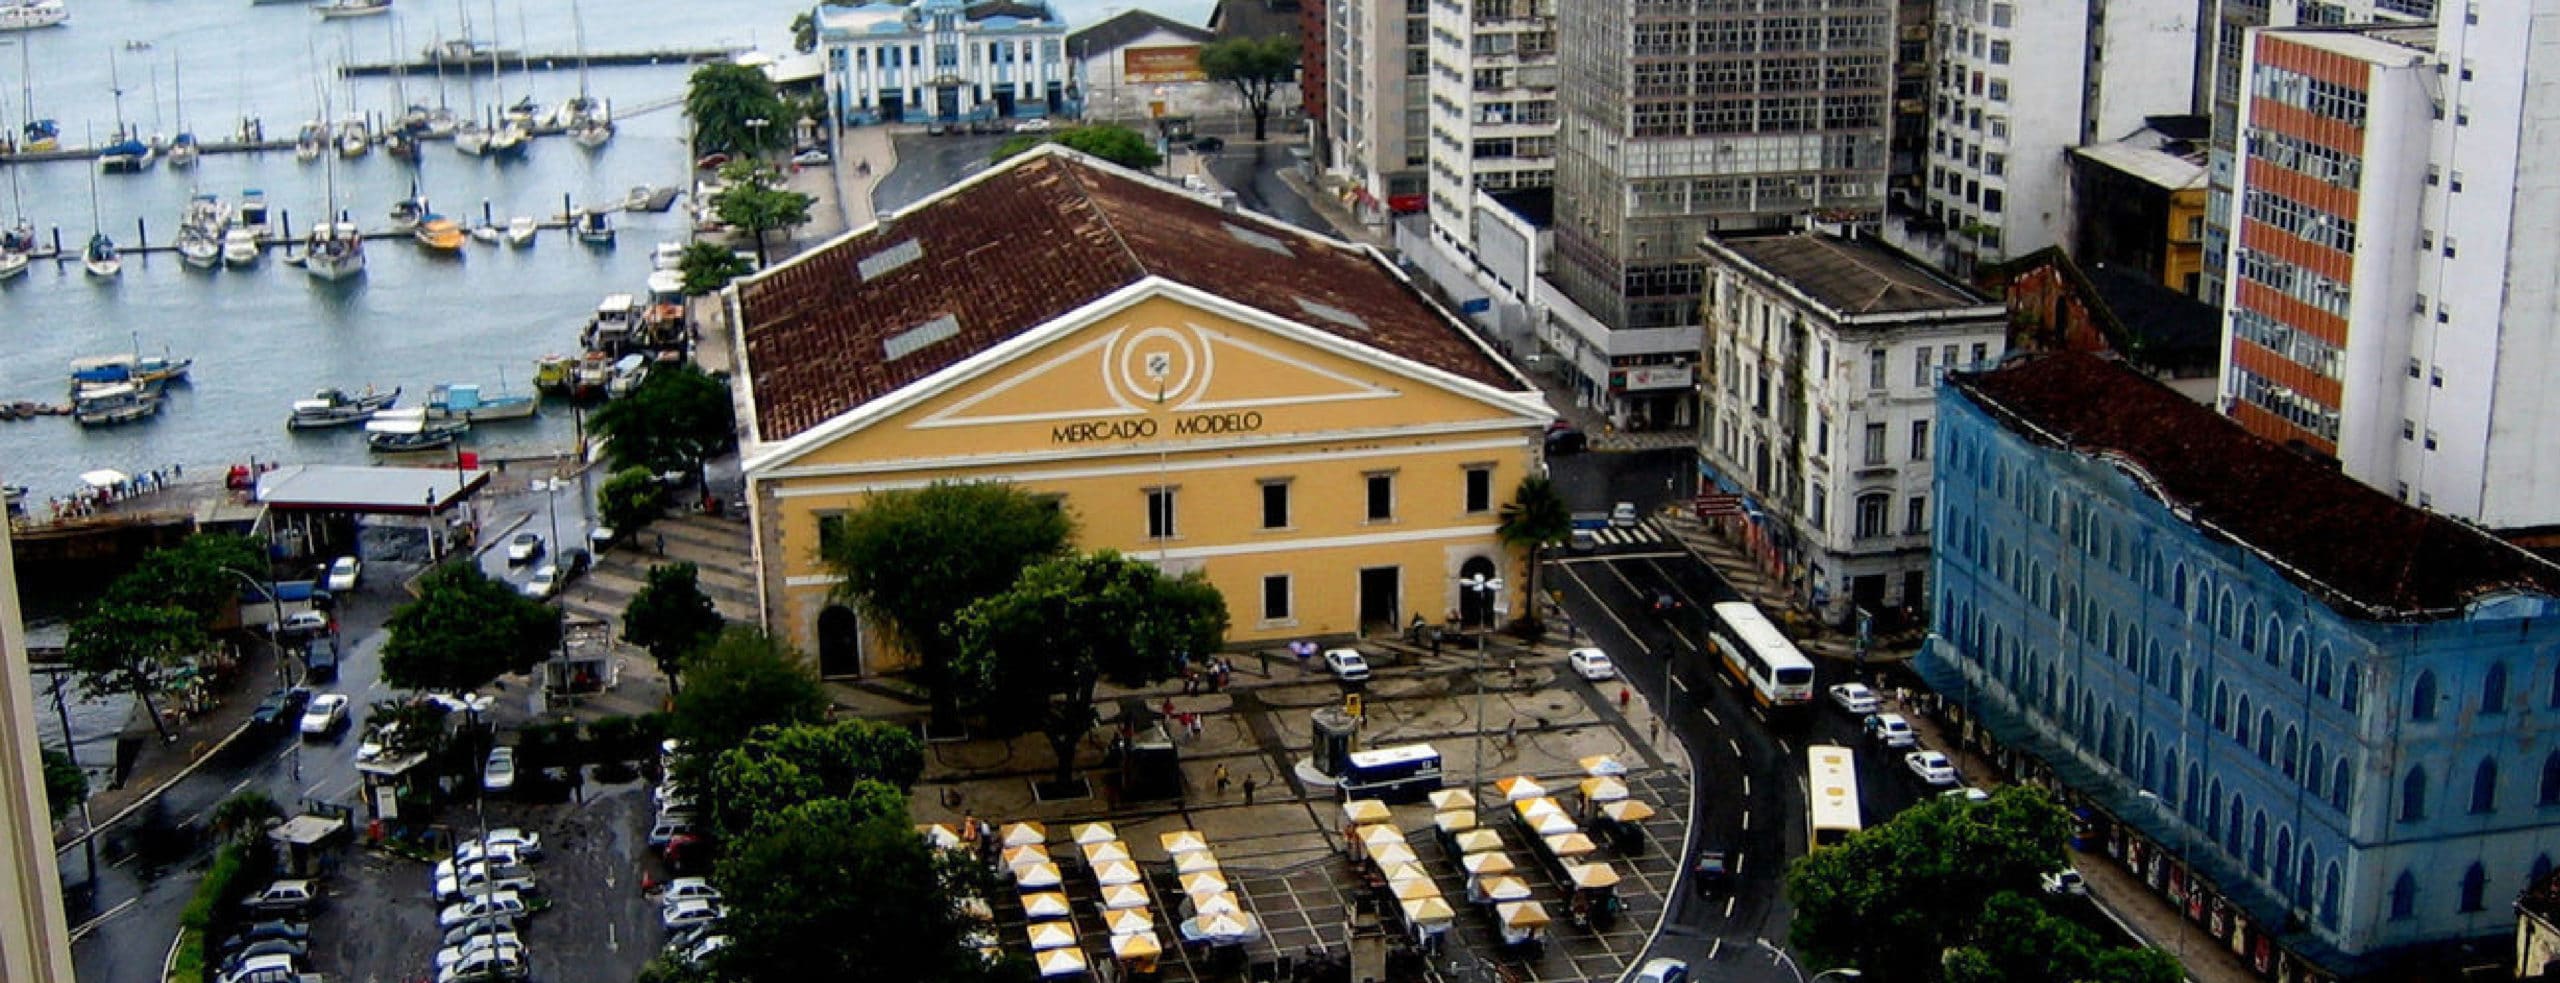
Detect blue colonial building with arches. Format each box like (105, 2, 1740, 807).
(1916, 352, 2560, 980)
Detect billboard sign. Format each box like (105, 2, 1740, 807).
(1124, 45, 1205, 83)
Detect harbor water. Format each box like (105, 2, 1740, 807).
(0, 0, 1213, 501)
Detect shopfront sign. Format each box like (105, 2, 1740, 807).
(1050, 411, 1266, 444)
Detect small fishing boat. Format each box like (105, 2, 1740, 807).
(488, 119, 528, 158)
(167, 131, 199, 169)
(389, 192, 424, 230)
(238, 189, 271, 232)
(531, 354, 574, 395)
(70, 352, 190, 389)
(316, 0, 391, 18)
(470, 223, 500, 244)
(452, 119, 488, 157)
(96, 138, 154, 173)
(425, 382, 535, 423)
(334, 115, 369, 158)
(0, 249, 25, 280)
(287, 386, 399, 429)
(365, 408, 467, 453)
(73, 381, 161, 427)
(305, 221, 364, 281)
(570, 118, 611, 149)
(572, 209, 613, 245)
(605, 354, 648, 398)
(82, 232, 120, 277)
(222, 227, 262, 267)
(504, 216, 537, 246)
(413, 215, 466, 252)
(293, 122, 325, 162)
(177, 228, 221, 270)
(568, 352, 613, 400)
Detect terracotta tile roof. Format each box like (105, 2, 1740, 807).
(735, 148, 1525, 443)
(1956, 352, 2560, 618)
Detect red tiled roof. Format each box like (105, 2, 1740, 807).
(735, 149, 1524, 442)
(1956, 352, 2560, 617)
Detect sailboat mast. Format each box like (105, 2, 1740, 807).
(108, 48, 126, 140)
(572, 0, 590, 103)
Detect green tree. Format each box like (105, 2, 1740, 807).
(599, 467, 671, 539)
(953, 551, 1228, 788)
(678, 241, 756, 296)
(712, 180, 818, 267)
(1786, 786, 2076, 978)
(1941, 892, 2184, 983)
(1200, 35, 1299, 141)
(670, 628, 830, 755)
(108, 534, 265, 630)
(66, 602, 205, 742)
(207, 790, 283, 845)
(589, 363, 737, 492)
(40, 749, 84, 822)
(821, 482, 1074, 732)
(624, 563, 727, 690)
(1496, 474, 1573, 627)
(381, 563, 561, 695)
(364, 698, 456, 758)
(710, 802, 998, 983)
(992, 123, 1162, 171)
(788, 11, 816, 54)
(686, 62, 790, 158)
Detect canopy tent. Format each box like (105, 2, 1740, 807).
(1179, 871, 1229, 898)
(1579, 776, 1630, 802)
(1543, 832, 1597, 858)
(1180, 911, 1261, 945)
(1021, 891, 1073, 920)
(1600, 800, 1657, 823)
(1429, 788, 1475, 811)
(1071, 822, 1118, 845)
(1523, 810, 1577, 837)
(1159, 830, 1209, 855)
(1341, 799, 1391, 824)
(1498, 901, 1552, 928)
(1514, 796, 1565, 821)
(1174, 850, 1221, 874)
(1461, 851, 1517, 875)
(1357, 824, 1407, 849)
(1104, 907, 1155, 934)
(1186, 891, 1243, 917)
(1081, 840, 1132, 865)
(1004, 844, 1052, 870)
(1036, 948, 1088, 977)
(1368, 841, 1418, 866)
(1433, 810, 1477, 833)
(1101, 883, 1152, 911)
(1378, 861, 1431, 884)
(918, 823, 962, 850)
(1003, 822, 1049, 847)
(1578, 754, 1628, 777)
(1566, 862, 1622, 889)
(79, 469, 129, 489)
(1452, 829, 1504, 854)
(1094, 860, 1143, 886)
(1016, 862, 1063, 889)
(1495, 776, 1545, 801)
(1400, 895, 1456, 925)
(1026, 921, 1078, 951)
(1110, 931, 1162, 960)
(1477, 875, 1533, 902)
(1391, 877, 1442, 901)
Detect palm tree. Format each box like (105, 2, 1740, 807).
(208, 790, 282, 845)
(1496, 475, 1574, 627)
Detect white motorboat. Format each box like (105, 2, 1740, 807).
(651, 240, 684, 271)
(304, 222, 364, 281)
(287, 386, 400, 429)
(335, 116, 369, 157)
(0, 249, 27, 280)
(452, 120, 488, 157)
(222, 227, 262, 267)
(572, 209, 613, 245)
(73, 381, 161, 426)
(178, 228, 221, 270)
(238, 189, 271, 232)
(82, 232, 120, 278)
(469, 223, 500, 244)
(503, 216, 536, 246)
(365, 408, 467, 453)
(0, 0, 67, 32)
(425, 382, 535, 423)
(293, 122, 325, 162)
(488, 120, 528, 158)
(316, 0, 390, 18)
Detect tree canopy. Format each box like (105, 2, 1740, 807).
(1941, 892, 2184, 983)
(686, 62, 791, 158)
(677, 241, 756, 296)
(66, 601, 206, 742)
(41, 749, 84, 822)
(1496, 474, 1572, 626)
(381, 563, 561, 694)
(1785, 786, 2084, 979)
(589, 363, 737, 489)
(624, 562, 727, 688)
(670, 628, 830, 755)
(1201, 36, 1299, 141)
(701, 718, 922, 842)
(712, 180, 819, 267)
(107, 534, 264, 630)
(953, 551, 1228, 786)
(992, 123, 1161, 171)
(599, 467, 670, 538)
(820, 482, 1075, 730)
(709, 801, 1010, 983)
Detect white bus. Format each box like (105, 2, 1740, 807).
(1708, 601, 1816, 708)
(1807, 744, 1862, 848)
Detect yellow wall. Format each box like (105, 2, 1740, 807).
(750, 291, 1548, 673)
(2164, 187, 2207, 295)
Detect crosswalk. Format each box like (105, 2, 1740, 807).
(1580, 520, 1668, 548)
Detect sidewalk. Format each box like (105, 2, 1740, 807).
(53, 632, 291, 851)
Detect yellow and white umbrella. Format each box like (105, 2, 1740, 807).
(1081, 840, 1132, 865)
(1174, 850, 1221, 875)
(1357, 824, 1407, 849)
(1579, 776, 1630, 803)
(1428, 788, 1475, 811)
(1191, 912, 1256, 942)
(1578, 754, 1628, 777)
(1020, 891, 1073, 920)
(1368, 841, 1418, 867)
(1600, 800, 1657, 823)
(1524, 810, 1577, 837)
(1110, 931, 1162, 960)
(1188, 891, 1242, 916)
(1180, 871, 1229, 898)
(1026, 921, 1077, 951)
(1016, 862, 1063, 889)
(1498, 901, 1552, 928)
(1400, 895, 1457, 925)
(1342, 799, 1392, 824)
(1460, 851, 1516, 875)
(1035, 948, 1088, 977)
(1494, 776, 1545, 802)
(1391, 876, 1442, 901)
(1452, 828, 1504, 854)
(1159, 830, 1209, 855)
(1103, 906, 1155, 934)
(1094, 860, 1143, 887)
(1566, 862, 1622, 889)
(1071, 822, 1118, 846)
(1004, 843, 1052, 871)
(1378, 861, 1431, 885)
(918, 823, 962, 849)
(1542, 832, 1597, 859)
(1101, 882, 1152, 911)
(1433, 810, 1477, 833)
(1514, 796, 1565, 821)
(1002, 822, 1048, 848)
(1477, 874, 1533, 902)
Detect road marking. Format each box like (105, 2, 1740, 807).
(1709, 938, 1723, 960)
(608, 922, 618, 952)
(1551, 551, 1686, 565)
(1722, 897, 1736, 920)
(1741, 809, 1750, 831)
(1559, 565, 1650, 656)
(1727, 739, 1742, 758)
(1779, 739, 1792, 756)
(1671, 677, 1689, 695)
(1734, 853, 1745, 876)
(69, 898, 136, 941)
(1700, 707, 1720, 726)
(1750, 705, 1766, 725)
(1742, 775, 1750, 797)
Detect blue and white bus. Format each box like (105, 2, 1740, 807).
(1341, 743, 1443, 804)
(1709, 601, 1816, 708)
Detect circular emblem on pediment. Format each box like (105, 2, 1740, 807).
(1118, 327, 1199, 405)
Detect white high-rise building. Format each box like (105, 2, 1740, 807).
(0, 521, 75, 983)
(1323, 0, 1430, 222)
(1421, 0, 1559, 249)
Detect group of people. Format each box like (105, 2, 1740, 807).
(41, 462, 185, 523)
(1178, 655, 1237, 695)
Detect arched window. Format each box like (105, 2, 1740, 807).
(2332, 758, 2354, 811)
(2402, 766, 2429, 822)
(2207, 777, 2225, 831)
(2296, 842, 2318, 907)
(2281, 727, 2300, 780)
(2164, 748, 2182, 804)
(2484, 662, 2509, 715)
(2240, 603, 2258, 654)
(2248, 811, 2268, 874)
(2256, 709, 2275, 761)
(2390, 871, 2418, 920)
(2340, 656, 2361, 713)
(2273, 827, 2294, 894)
(2287, 628, 2307, 682)
(2225, 793, 2246, 853)
(2460, 863, 2488, 913)
(2234, 694, 2253, 744)
(2542, 752, 2560, 807)
(2321, 862, 2343, 929)
(2473, 757, 2500, 814)
(2185, 762, 2205, 824)
(2313, 644, 2334, 698)
(2172, 564, 2189, 610)
(2412, 670, 2438, 722)
(2216, 589, 2236, 637)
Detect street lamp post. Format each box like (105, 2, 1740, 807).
(1461, 572, 1502, 800)
(1758, 937, 1861, 983)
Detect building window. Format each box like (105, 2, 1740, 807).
(1261, 481, 1291, 530)
(1868, 348, 1888, 389)
(1913, 347, 1934, 385)
(1864, 424, 1888, 465)
(2473, 757, 2499, 814)
(2484, 662, 2508, 714)
(2389, 872, 2417, 920)
(1855, 493, 1891, 539)
(2401, 766, 2428, 822)
(1365, 472, 1395, 522)
(1464, 466, 1493, 514)
(2412, 670, 2438, 721)
(2459, 863, 2488, 913)
(817, 513, 849, 554)
(1906, 495, 1929, 536)
(1910, 420, 1931, 460)
(1261, 574, 1292, 622)
(2540, 751, 2560, 806)
(1146, 487, 1178, 539)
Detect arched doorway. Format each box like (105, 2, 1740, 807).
(817, 605, 862, 679)
(1456, 555, 1498, 628)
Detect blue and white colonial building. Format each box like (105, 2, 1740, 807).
(1918, 351, 2560, 982)
(814, 0, 1071, 126)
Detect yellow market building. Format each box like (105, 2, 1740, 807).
(728, 147, 1553, 676)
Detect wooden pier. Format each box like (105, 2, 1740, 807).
(340, 47, 740, 77)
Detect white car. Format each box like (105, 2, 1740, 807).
(433, 934, 522, 971)
(1321, 647, 1371, 683)
(1610, 501, 1639, 528)
(521, 565, 560, 600)
(1566, 647, 1617, 681)
(1863, 712, 1917, 748)
(662, 897, 724, 931)
(1828, 682, 1881, 714)
(483, 747, 517, 792)
(790, 148, 831, 166)
(1632, 957, 1690, 983)
(221, 953, 300, 983)
(278, 610, 331, 638)
(298, 694, 349, 736)
(505, 532, 544, 565)
(661, 877, 721, 906)
(2042, 869, 2088, 896)
(463, 828, 544, 861)
(1011, 117, 1054, 132)
(435, 862, 537, 902)
(325, 556, 361, 592)
(435, 946, 526, 983)
(1942, 785, 1992, 803)
(1905, 749, 1959, 785)
(437, 890, 528, 930)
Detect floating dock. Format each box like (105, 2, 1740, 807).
(340, 47, 740, 77)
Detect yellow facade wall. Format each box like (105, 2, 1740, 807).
(2164, 187, 2207, 295)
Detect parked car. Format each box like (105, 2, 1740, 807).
(647, 816, 697, 850)
(299, 694, 350, 736)
(1193, 136, 1225, 154)
(1689, 851, 1730, 894)
(790, 148, 831, 166)
(436, 945, 528, 983)
(451, 828, 543, 863)
(278, 610, 331, 639)
(442, 916, 521, 948)
(1611, 501, 1639, 528)
(1545, 426, 1587, 455)
(1862, 711, 1916, 748)
(1632, 957, 1691, 983)
(250, 688, 312, 730)
(437, 890, 529, 930)
(1321, 647, 1372, 683)
(1568, 528, 1599, 553)
(239, 880, 321, 918)
(559, 547, 593, 580)
(219, 952, 301, 983)
(661, 877, 722, 906)
(434, 935, 524, 972)
(1011, 117, 1053, 132)
(662, 897, 725, 931)
(437, 862, 537, 902)
(1905, 749, 1959, 785)
(484, 746, 517, 792)
(218, 939, 308, 975)
(2042, 869, 2087, 896)
(303, 636, 341, 682)
(681, 934, 729, 964)
(505, 532, 545, 565)
(1828, 682, 1881, 715)
(522, 564, 561, 600)
(1649, 591, 1685, 616)
(218, 921, 311, 954)
(1942, 785, 1992, 803)
(325, 555, 361, 592)
(1566, 647, 1617, 681)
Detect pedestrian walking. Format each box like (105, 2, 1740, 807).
(1160, 696, 1177, 721)
(1619, 687, 1632, 711)
(1215, 764, 1232, 795)
(1242, 775, 1258, 804)
(1258, 649, 1270, 676)
(1188, 713, 1204, 740)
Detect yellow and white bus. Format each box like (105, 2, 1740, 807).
(1807, 743, 1862, 848)
(1709, 601, 1816, 708)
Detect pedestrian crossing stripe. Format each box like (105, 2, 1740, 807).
(1584, 521, 1665, 547)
